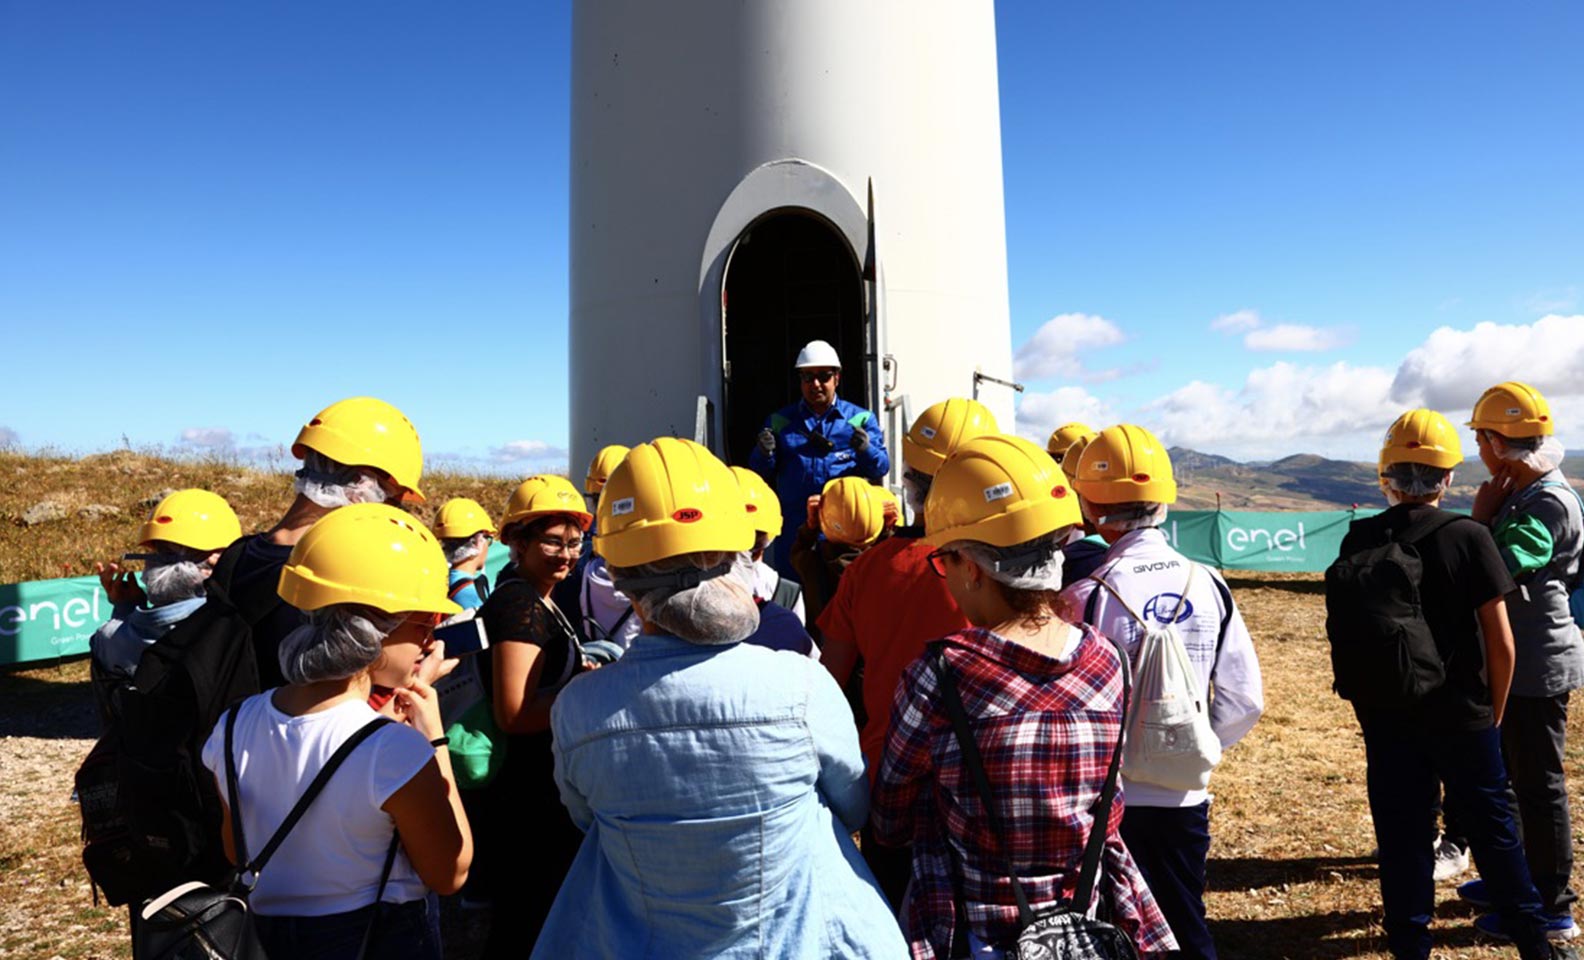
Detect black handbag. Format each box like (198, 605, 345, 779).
(132, 708, 401, 960)
(932, 633, 1138, 960)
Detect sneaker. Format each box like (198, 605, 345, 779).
(1459, 879, 1492, 909)
(1434, 837, 1471, 881)
(1475, 911, 1581, 942)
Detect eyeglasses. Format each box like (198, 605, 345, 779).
(926, 549, 957, 578)
(799, 371, 836, 384)
(402, 611, 445, 632)
(536, 536, 585, 557)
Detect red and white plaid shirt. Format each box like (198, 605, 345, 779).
(871, 626, 1177, 959)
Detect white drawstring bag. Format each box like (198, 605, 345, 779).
(1092, 564, 1222, 792)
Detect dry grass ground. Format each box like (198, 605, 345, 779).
(3, 455, 1582, 958)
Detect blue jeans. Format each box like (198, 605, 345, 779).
(1362, 720, 1553, 960)
(253, 898, 439, 960)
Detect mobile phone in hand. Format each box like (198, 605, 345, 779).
(434, 617, 489, 657)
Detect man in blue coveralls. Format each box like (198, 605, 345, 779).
(750, 339, 889, 578)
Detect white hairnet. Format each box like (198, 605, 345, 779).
(442, 531, 489, 566)
(951, 529, 1075, 593)
(1491, 433, 1566, 474)
(609, 551, 759, 646)
(1083, 500, 1169, 533)
(902, 469, 932, 520)
(277, 605, 404, 685)
(143, 550, 211, 606)
(1382, 462, 1453, 500)
(294, 450, 392, 509)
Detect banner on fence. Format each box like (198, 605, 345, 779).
(3, 516, 1375, 668)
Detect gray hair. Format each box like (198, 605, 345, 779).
(1083, 500, 1169, 533)
(442, 531, 490, 566)
(950, 529, 1071, 593)
(277, 605, 404, 685)
(294, 450, 392, 509)
(609, 551, 759, 646)
(1382, 462, 1453, 499)
(142, 546, 214, 606)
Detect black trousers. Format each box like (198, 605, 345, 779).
(1119, 801, 1216, 960)
(1502, 692, 1577, 916)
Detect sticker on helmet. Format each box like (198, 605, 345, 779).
(1093, 460, 1110, 472)
(983, 482, 1014, 503)
(672, 508, 703, 523)
(1506, 407, 1522, 416)
(920, 426, 938, 439)
(611, 497, 635, 517)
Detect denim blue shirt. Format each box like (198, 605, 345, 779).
(534, 634, 907, 959)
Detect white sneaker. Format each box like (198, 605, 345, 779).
(1433, 835, 1470, 882)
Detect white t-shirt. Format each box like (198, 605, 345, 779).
(580, 556, 643, 650)
(201, 693, 434, 915)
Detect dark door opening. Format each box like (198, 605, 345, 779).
(722, 211, 867, 468)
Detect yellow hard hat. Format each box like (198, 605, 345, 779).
(819, 477, 885, 547)
(1073, 424, 1177, 505)
(903, 398, 1000, 476)
(730, 466, 783, 536)
(433, 497, 498, 539)
(871, 485, 900, 514)
(277, 503, 460, 615)
(1381, 409, 1464, 471)
(1468, 381, 1554, 438)
(1060, 434, 1095, 485)
(585, 444, 631, 495)
(138, 489, 243, 552)
(595, 437, 753, 567)
(923, 434, 1082, 547)
(1046, 422, 1097, 463)
(292, 397, 426, 502)
(502, 475, 592, 533)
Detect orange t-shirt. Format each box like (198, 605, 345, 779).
(816, 534, 970, 777)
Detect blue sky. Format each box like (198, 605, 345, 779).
(1, 1, 1580, 469)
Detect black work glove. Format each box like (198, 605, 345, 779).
(850, 426, 869, 453)
(757, 429, 776, 458)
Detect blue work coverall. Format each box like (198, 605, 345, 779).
(749, 397, 889, 577)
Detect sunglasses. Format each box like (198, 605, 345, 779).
(926, 548, 957, 578)
(799, 371, 836, 384)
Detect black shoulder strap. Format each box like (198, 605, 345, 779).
(932, 634, 1131, 920)
(447, 576, 476, 600)
(223, 705, 248, 866)
(235, 715, 396, 883)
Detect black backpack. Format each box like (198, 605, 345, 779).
(77, 538, 279, 906)
(1325, 510, 1463, 706)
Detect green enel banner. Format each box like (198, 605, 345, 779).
(2, 518, 1377, 669)
(1164, 509, 1380, 573)
(0, 575, 111, 667)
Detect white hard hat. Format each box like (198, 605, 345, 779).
(794, 339, 842, 370)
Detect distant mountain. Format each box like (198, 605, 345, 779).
(1171, 448, 1584, 511)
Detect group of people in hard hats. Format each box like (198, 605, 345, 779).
(82, 354, 1581, 960)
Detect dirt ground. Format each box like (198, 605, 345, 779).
(3, 570, 1582, 959)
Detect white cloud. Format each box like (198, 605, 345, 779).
(0, 426, 16, 447)
(1012, 313, 1125, 381)
(1014, 386, 1118, 444)
(1244, 323, 1351, 352)
(491, 439, 569, 463)
(1391, 315, 1584, 411)
(1210, 309, 1262, 333)
(1523, 288, 1579, 315)
(1148, 361, 1399, 460)
(179, 427, 235, 450)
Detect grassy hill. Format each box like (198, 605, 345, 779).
(0, 449, 521, 585)
(1173, 447, 1584, 511)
